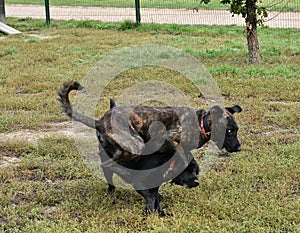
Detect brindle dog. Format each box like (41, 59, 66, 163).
(58, 81, 242, 215)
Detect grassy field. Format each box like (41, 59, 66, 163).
(0, 18, 300, 232)
(6, 0, 300, 11)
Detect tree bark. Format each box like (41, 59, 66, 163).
(0, 0, 6, 24)
(245, 0, 262, 64)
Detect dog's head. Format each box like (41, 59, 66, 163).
(171, 158, 199, 188)
(207, 105, 242, 153)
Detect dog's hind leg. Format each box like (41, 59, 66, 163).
(98, 147, 116, 195)
(102, 167, 115, 195)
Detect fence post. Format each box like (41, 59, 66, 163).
(0, 0, 6, 24)
(45, 0, 50, 26)
(135, 0, 141, 25)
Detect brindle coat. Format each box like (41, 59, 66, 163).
(58, 81, 242, 215)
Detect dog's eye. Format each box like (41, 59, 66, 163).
(227, 129, 233, 135)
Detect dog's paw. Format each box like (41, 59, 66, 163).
(108, 185, 115, 196)
(159, 210, 173, 217)
(143, 208, 152, 217)
(143, 208, 172, 218)
(158, 210, 167, 217)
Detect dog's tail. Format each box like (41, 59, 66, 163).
(58, 81, 98, 129)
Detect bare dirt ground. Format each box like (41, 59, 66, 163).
(6, 4, 300, 28)
(0, 122, 74, 145)
(0, 121, 74, 167)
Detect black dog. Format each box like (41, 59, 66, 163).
(97, 99, 200, 215)
(58, 81, 242, 215)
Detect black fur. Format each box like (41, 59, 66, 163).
(58, 81, 242, 215)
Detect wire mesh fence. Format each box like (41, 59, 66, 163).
(5, 0, 300, 28)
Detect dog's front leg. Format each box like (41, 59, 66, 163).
(151, 188, 167, 216)
(136, 190, 156, 215)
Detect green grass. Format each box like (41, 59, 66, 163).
(6, 0, 300, 11)
(0, 18, 300, 232)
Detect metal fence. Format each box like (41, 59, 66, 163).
(5, 0, 300, 28)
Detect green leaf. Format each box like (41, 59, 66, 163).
(221, 0, 231, 4)
(200, 0, 211, 4)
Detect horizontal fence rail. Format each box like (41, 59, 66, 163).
(5, 1, 300, 28)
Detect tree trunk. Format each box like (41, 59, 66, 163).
(0, 0, 6, 24)
(245, 0, 262, 64)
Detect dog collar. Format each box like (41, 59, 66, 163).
(200, 114, 210, 140)
(163, 159, 176, 179)
(169, 159, 176, 169)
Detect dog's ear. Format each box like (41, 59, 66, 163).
(206, 105, 225, 125)
(208, 106, 227, 150)
(110, 99, 116, 109)
(69, 81, 84, 91)
(225, 105, 242, 115)
(210, 105, 224, 118)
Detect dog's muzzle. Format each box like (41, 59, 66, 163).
(183, 179, 199, 189)
(225, 144, 242, 153)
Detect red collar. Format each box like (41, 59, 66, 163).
(169, 159, 176, 169)
(200, 114, 209, 140)
(163, 159, 176, 179)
